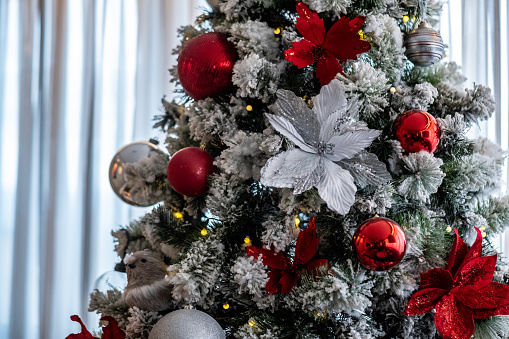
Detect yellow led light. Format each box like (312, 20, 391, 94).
(244, 237, 251, 244)
(295, 217, 301, 227)
(246, 105, 253, 111)
(201, 229, 208, 236)
(274, 27, 282, 35)
(317, 312, 322, 317)
(446, 226, 452, 233)
(403, 15, 410, 22)
(248, 320, 256, 327)
(223, 303, 230, 310)
(480, 227, 486, 231)
(358, 29, 364, 40)
(374, 214, 380, 218)
(173, 211, 183, 220)
(390, 87, 396, 93)
(482, 232, 487, 238)
(412, 16, 416, 21)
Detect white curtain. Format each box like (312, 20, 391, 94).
(0, 0, 207, 338)
(441, 0, 509, 254)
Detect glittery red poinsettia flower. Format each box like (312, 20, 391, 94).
(246, 217, 328, 294)
(284, 2, 371, 86)
(404, 228, 509, 339)
(66, 315, 126, 339)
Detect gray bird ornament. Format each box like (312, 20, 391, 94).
(123, 250, 174, 312)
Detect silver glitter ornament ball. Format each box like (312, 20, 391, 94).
(148, 309, 226, 339)
(404, 21, 445, 67)
(109, 141, 167, 207)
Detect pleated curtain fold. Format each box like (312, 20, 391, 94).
(0, 1, 206, 338)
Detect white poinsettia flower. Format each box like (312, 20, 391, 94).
(260, 79, 381, 214)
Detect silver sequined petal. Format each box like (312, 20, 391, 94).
(338, 151, 392, 187)
(265, 114, 315, 153)
(293, 160, 324, 195)
(260, 151, 296, 188)
(278, 149, 321, 179)
(316, 160, 356, 215)
(276, 89, 320, 145)
(312, 79, 348, 125)
(325, 129, 380, 162)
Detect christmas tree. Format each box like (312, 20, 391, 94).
(69, 1, 509, 338)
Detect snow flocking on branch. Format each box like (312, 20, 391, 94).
(231, 256, 276, 310)
(301, 0, 352, 17)
(165, 235, 225, 306)
(436, 113, 467, 138)
(337, 60, 390, 121)
(397, 151, 445, 203)
(260, 79, 389, 214)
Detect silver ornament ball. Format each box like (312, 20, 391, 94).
(93, 270, 127, 293)
(206, 0, 220, 9)
(404, 21, 445, 67)
(148, 309, 226, 339)
(109, 141, 167, 207)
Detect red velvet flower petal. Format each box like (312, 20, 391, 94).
(302, 258, 328, 271)
(322, 17, 371, 62)
(266, 269, 283, 294)
(454, 282, 509, 310)
(295, 2, 325, 46)
(349, 17, 365, 31)
(495, 304, 509, 315)
(280, 269, 300, 294)
(434, 294, 475, 339)
(246, 246, 292, 270)
(403, 288, 448, 316)
(420, 268, 454, 290)
(295, 217, 320, 266)
(100, 316, 126, 339)
(452, 255, 497, 292)
(285, 40, 317, 69)
(302, 259, 329, 280)
(472, 304, 509, 319)
(460, 227, 483, 270)
(445, 228, 468, 277)
(472, 308, 500, 319)
(316, 51, 343, 86)
(66, 315, 99, 339)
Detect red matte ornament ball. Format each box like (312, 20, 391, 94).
(393, 110, 441, 153)
(177, 32, 239, 100)
(167, 147, 216, 197)
(353, 217, 406, 271)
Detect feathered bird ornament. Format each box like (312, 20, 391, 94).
(123, 251, 174, 312)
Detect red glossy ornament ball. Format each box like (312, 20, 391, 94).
(178, 32, 239, 100)
(393, 110, 441, 153)
(353, 217, 406, 271)
(167, 147, 216, 197)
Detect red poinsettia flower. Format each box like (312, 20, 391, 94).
(404, 228, 509, 339)
(284, 2, 371, 86)
(66, 315, 126, 339)
(246, 217, 328, 294)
